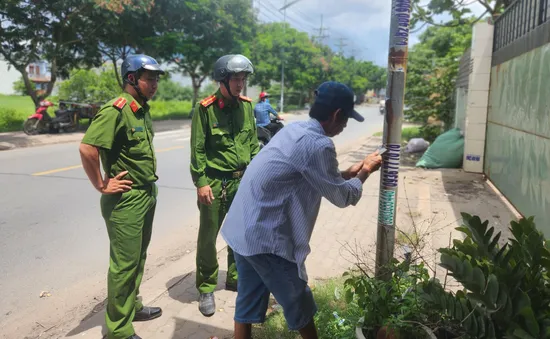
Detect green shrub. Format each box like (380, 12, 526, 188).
(0, 108, 25, 133)
(149, 100, 193, 120)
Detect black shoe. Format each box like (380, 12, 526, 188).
(199, 292, 216, 317)
(133, 306, 162, 322)
(127, 335, 142, 339)
(225, 281, 238, 292)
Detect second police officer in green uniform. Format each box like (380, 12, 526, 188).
(80, 55, 165, 339)
(190, 54, 260, 317)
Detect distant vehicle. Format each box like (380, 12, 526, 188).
(23, 100, 101, 135)
(379, 99, 386, 115)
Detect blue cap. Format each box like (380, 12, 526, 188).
(313, 81, 364, 122)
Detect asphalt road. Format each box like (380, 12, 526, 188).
(0, 105, 384, 334)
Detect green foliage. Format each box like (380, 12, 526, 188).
(0, 95, 36, 132)
(149, 100, 193, 120)
(422, 214, 550, 338)
(152, 0, 256, 107)
(12, 78, 27, 96)
(373, 127, 421, 142)
(248, 22, 385, 108)
(58, 69, 121, 104)
(154, 77, 194, 102)
(251, 278, 362, 339)
(419, 125, 442, 143)
(410, 0, 512, 29)
(343, 260, 442, 338)
(405, 23, 473, 129)
(0, 0, 111, 105)
(0, 108, 24, 133)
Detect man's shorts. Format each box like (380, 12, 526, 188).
(233, 252, 317, 331)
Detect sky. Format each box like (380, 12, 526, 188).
(255, 0, 486, 66)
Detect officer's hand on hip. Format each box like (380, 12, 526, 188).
(100, 170, 133, 194)
(198, 185, 215, 205)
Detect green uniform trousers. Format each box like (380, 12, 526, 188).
(196, 176, 239, 293)
(100, 184, 157, 339)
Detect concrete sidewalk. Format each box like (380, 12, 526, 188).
(40, 136, 518, 339)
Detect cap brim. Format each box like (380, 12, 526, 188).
(349, 109, 364, 122)
(143, 64, 165, 75)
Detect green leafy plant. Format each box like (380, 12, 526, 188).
(422, 213, 550, 339)
(343, 259, 447, 338)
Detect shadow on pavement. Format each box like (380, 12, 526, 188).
(166, 270, 229, 305)
(170, 318, 233, 339)
(65, 298, 108, 338)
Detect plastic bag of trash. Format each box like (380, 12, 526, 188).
(405, 138, 430, 153)
(416, 128, 464, 169)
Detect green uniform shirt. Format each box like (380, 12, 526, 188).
(190, 89, 260, 188)
(82, 92, 158, 186)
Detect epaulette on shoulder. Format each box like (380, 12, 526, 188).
(200, 95, 217, 107)
(112, 97, 128, 110)
(239, 95, 252, 102)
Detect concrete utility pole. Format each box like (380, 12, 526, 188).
(279, 0, 301, 113)
(375, 0, 412, 279)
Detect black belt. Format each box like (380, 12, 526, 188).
(205, 167, 246, 179)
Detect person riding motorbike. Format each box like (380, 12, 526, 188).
(254, 92, 284, 137)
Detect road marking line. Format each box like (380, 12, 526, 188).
(32, 146, 185, 176)
(32, 165, 83, 176)
(156, 146, 185, 153)
(175, 137, 190, 141)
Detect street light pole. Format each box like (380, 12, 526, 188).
(279, 0, 301, 114)
(374, 0, 412, 279)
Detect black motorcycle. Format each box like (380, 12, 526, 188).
(257, 118, 284, 149)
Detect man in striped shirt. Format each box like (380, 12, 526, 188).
(220, 81, 383, 339)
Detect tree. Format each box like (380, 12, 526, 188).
(411, 0, 513, 29)
(0, 0, 107, 107)
(95, 0, 184, 88)
(249, 22, 332, 106)
(405, 22, 473, 127)
(58, 68, 121, 103)
(154, 77, 194, 101)
(152, 0, 257, 110)
(12, 77, 26, 96)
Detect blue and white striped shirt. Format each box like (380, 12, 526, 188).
(220, 118, 363, 282)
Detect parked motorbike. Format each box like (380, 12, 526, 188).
(257, 118, 284, 149)
(23, 101, 83, 135)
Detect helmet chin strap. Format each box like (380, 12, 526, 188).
(222, 79, 239, 103)
(128, 73, 149, 103)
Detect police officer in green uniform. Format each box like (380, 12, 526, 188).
(80, 54, 165, 339)
(190, 54, 260, 317)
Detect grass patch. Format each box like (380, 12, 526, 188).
(0, 95, 192, 133)
(372, 126, 421, 142)
(252, 278, 361, 339)
(149, 100, 192, 120)
(0, 95, 37, 132)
